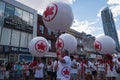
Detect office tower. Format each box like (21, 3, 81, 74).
(101, 7, 120, 52)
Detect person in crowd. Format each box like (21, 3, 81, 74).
(97, 59, 106, 80)
(55, 49, 71, 80)
(23, 62, 30, 80)
(116, 57, 120, 80)
(13, 62, 23, 80)
(89, 59, 98, 80)
(5, 62, 12, 80)
(47, 59, 52, 80)
(70, 55, 78, 80)
(29, 59, 38, 80)
(83, 59, 92, 80)
(76, 59, 82, 80)
(80, 59, 85, 80)
(34, 59, 44, 80)
(105, 54, 118, 80)
(51, 58, 58, 80)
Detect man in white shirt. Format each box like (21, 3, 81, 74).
(70, 56, 78, 80)
(56, 49, 71, 80)
(34, 59, 44, 80)
(51, 58, 58, 80)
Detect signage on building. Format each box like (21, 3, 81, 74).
(44, 52, 57, 57)
(10, 46, 29, 53)
(0, 45, 30, 54)
(19, 47, 29, 53)
(10, 46, 19, 52)
(3, 46, 10, 53)
(18, 54, 34, 62)
(4, 17, 33, 33)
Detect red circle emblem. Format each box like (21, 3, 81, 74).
(43, 3, 58, 22)
(35, 40, 47, 53)
(61, 66, 70, 78)
(94, 41, 102, 51)
(55, 38, 64, 50)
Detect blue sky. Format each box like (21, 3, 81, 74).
(16, 0, 120, 41)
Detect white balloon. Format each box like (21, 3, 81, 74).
(94, 35, 116, 54)
(56, 33, 77, 53)
(43, 1, 74, 33)
(28, 37, 49, 57)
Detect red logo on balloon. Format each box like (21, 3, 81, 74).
(61, 67, 70, 78)
(94, 41, 102, 51)
(43, 3, 58, 22)
(56, 38, 64, 50)
(35, 40, 47, 53)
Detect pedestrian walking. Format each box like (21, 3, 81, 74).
(34, 59, 44, 80)
(55, 49, 71, 80)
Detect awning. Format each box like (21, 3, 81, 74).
(44, 52, 57, 57)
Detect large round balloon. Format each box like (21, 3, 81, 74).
(56, 33, 77, 53)
(93, 35, 116, 54)
(28, 37, 49, 57)
(43, 2, 74, 33)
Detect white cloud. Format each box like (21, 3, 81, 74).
(70, 20, 99, 35)
(16, 0, 75, 14)
(106, 0, 120, 21)
(110, 5, 120, 17)
(107, 0, 120, 5)
(97, 0, 120, 22)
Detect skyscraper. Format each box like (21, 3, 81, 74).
(101, 7, 120, 52)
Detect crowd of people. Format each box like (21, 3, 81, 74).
(36, 50, 120, 80)
(0, 50, 120, 80)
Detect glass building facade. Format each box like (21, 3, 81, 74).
(0, 0, 37, 62)
(101, 7, 120, 52)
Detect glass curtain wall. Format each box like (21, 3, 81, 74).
(0, 1, 5, 43)
(0, 1, 34, 48)
(1, 27, 11, 45)
(39, 25, 44, 34)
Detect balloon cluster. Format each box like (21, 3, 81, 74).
(29, 37, 49, 57)
(94, 35, 116, 54)
(28, 1, 76, 57)
(55, 33, 77, 53)
(43, 2, 74, 33)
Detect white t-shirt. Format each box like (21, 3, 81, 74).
(34, 63, 44, 78)
(97, 63, 105, 72)
(77, 62, 81, 70)
(84, 64, 91, 74)
(70, 59, 78, 74)
(57, 56, 71, 80)
(106, 63, 118, 77)
(89, 61, 97, 71)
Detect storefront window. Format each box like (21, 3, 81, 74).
(0, 1, 5, 27)
(20, 32, 28, 47)
(0, 27, 11, 45)
(48, 40, 51, 49)
(14, 7, 22, 23)
(5, 3, 14, 19)
(0, 1, 5, 38)
(48, 29, 52, 35)
(39, 25, 44, 34)
(15, 8, 22, 18)
(11, 30, 20, 46)
(22, 10, 29, 25)
(28, 33, 33, 47)
(29, 13, 33, 26)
